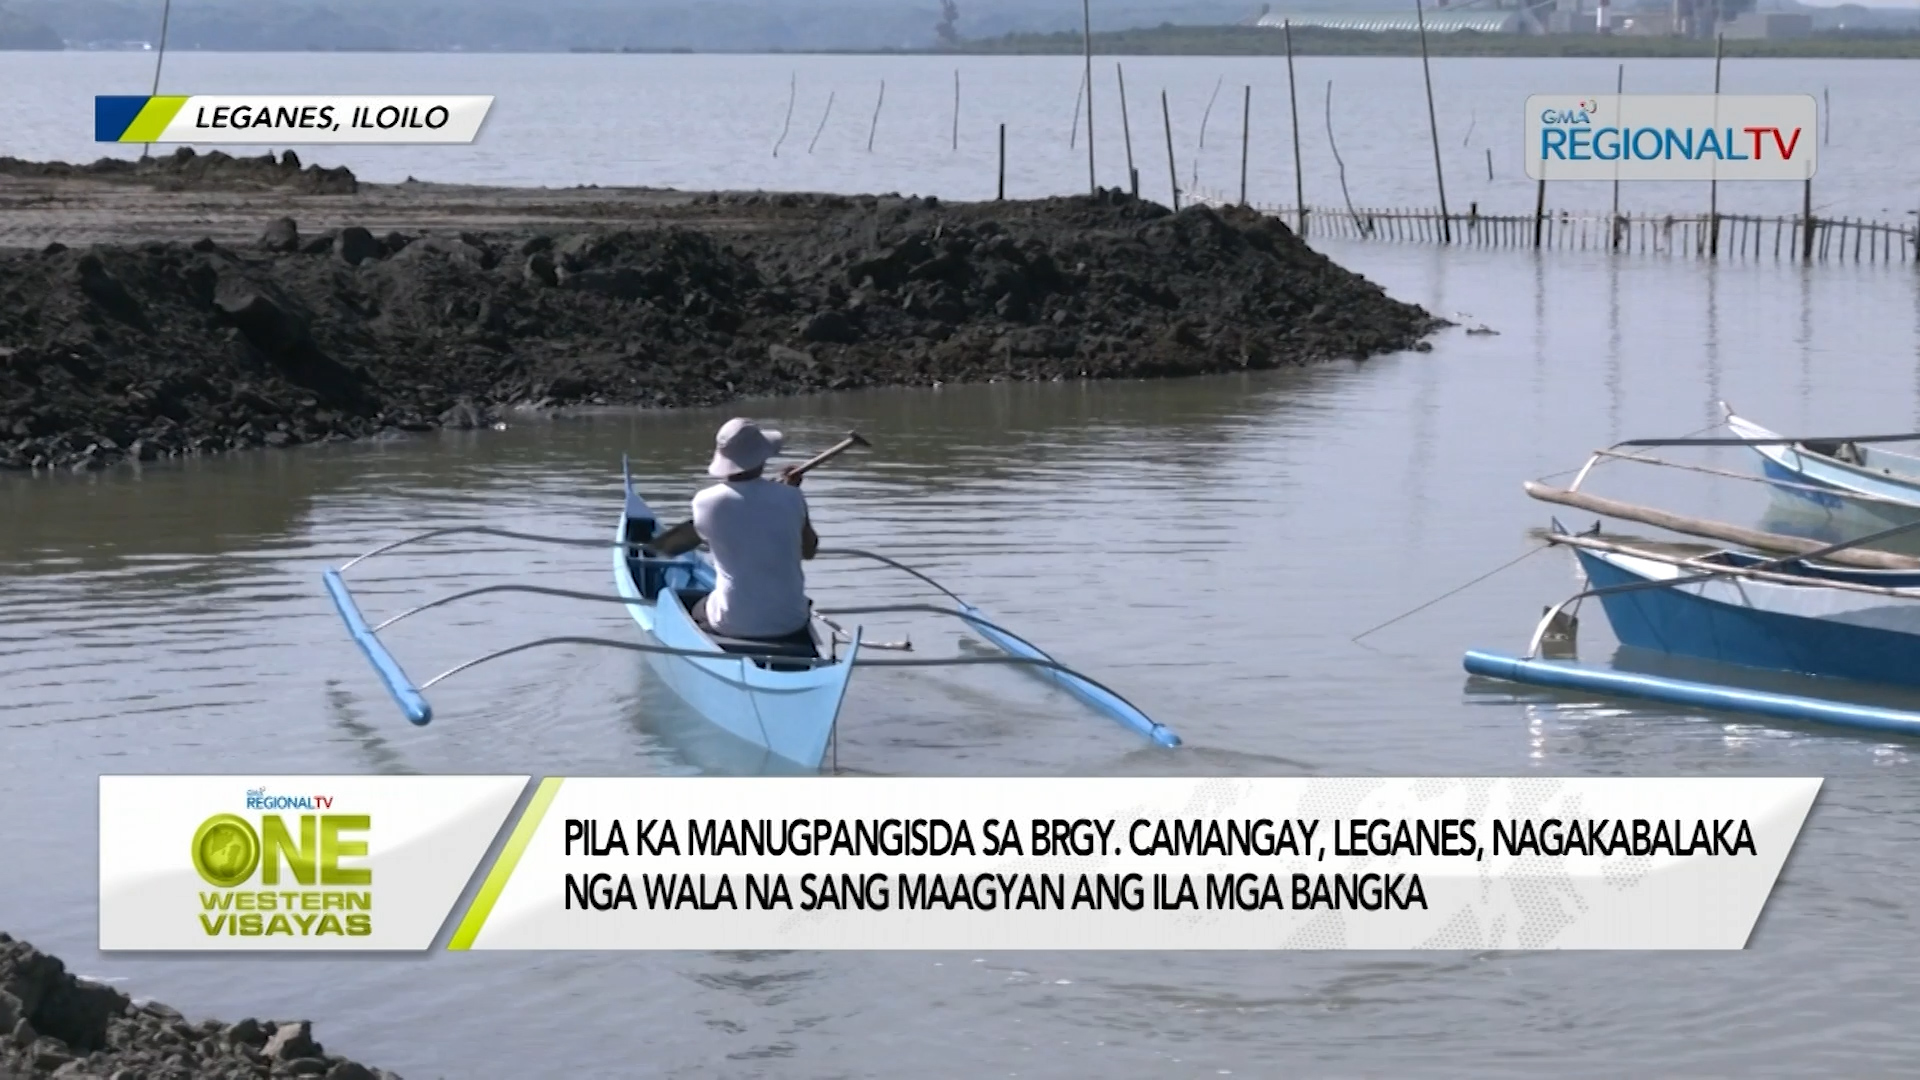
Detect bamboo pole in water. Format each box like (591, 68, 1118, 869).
(1533, 178, 1546, 248)
(1708, 34, 1723, 257)
(1802, 178, 1815, 261)
(952, 70, 960, 151)
(773, 73, 797, 157)
(1081, 0, 1096, 195)
(1070, 69, 1085, 149)
(1240, 85, 1251, 206)
(1284, 21, 1306, 237)
(1194, 75, 1224, 191)
(866, 81, 885, 151)
(1414, 0, 1451, 242)
(144, 0, 173, 160)
(1611, 63, 1624, 249)
(807, 91, 835, 154)
(997, 123, 1006, 201)
(1161, 90, 1180, 210)
(1325, 80, 1365, 236)
(1116, 64, 1137, 197)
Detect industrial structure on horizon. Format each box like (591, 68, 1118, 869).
(1244, 0, 1814, 38)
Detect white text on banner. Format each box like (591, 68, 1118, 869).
(451, 776, 1820, 951)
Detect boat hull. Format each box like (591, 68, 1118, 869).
(612, 513, 857, 770)
(1574, 546, 1920, 689)
(1729, 413, 1920, 532)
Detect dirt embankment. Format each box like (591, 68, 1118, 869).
(0, 933, 401, 1079)
(0, 160, 1444, 472)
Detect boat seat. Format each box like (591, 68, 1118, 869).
(679, 590, 820, 661)
(1803, 439, 1864, 465)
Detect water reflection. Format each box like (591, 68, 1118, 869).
(1605, 253, 1623, 443)
(1702, 259, 1722, 424)
(1798, 265, 1816, 417)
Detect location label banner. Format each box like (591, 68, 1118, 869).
(450, 776, 1821, 951)
(1525, 94, 1817, 181)
(94, 96, 494, 144)
(99, 775, 528, 951)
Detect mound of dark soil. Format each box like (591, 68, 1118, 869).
(0, 933, 400, 1079)
(0, 149, 356, 195)
(0, 189, 1441, 472)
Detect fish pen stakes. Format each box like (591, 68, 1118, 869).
(1185, 188, 1920, 265)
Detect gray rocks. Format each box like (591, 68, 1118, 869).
(0, 934, 401, 1079)
(437, 401, 489, 430)
(768, 344, 815, 367)
(797, 309, 857, 344)
(258, 218, 300, 252)
(261, 1021, 317, 1061)
(523, 252, 557, 287)
(336, 227, 381, 266)
(212, 278, 313, 355)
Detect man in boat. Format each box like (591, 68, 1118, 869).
(688, 418, 819, 644)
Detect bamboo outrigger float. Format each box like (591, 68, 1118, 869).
(322, 436, 1180, 767)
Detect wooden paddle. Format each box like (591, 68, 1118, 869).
(648, 431, 872, 556)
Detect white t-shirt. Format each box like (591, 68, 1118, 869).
(690, 479, 810, 638)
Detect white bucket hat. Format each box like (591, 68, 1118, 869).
(708, 417, 784, 478)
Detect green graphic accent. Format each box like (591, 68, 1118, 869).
(122, 96, 190, 142)
(192, 813, 260, 888)
(447, 777, 562, 951)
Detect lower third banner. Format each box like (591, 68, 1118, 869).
(447, 776, 1820, 951)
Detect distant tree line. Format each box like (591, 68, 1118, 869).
(0, 4, 63, 48)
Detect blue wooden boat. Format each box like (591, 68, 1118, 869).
(1565, 538, 1920, 689)
(1725, 408, 1920, 532)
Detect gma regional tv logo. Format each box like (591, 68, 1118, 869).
(191, 788, 372, 939)
(1524, 94, 1817, 182)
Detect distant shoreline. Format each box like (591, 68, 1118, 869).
(947, 27, 1920, 59)
(11, 28, 1920, 59)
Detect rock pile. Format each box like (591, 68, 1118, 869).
(0, 934, 399, 1080)
(0, 189, 1443, 472)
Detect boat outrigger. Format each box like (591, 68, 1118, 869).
(322, 436, 1180, 768)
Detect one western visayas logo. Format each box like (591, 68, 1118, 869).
(191, 788, 372, 938)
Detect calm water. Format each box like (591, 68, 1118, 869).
(4, 52, 1919, 219)
(4, 224, 1920, 1075)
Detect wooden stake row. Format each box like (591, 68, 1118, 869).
(1190, 192, 1920, 264)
